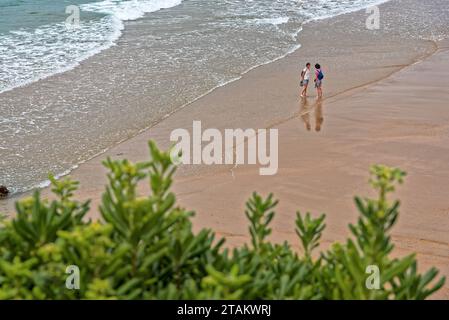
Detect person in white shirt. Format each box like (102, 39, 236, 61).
(300, 62, 311, 97)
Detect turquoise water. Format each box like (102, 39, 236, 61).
(0, 0, 183, 92)
(0, 0, 101, 33)
(0, 0, 110, 93)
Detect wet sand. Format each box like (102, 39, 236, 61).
(173, 41, 449, 298)
(2, 1, 448, 298)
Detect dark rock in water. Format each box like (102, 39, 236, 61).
(0, 185, 9, 198)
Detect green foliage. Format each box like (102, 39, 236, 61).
(0, 143, 445, 299)
(245, 193, 277, 252)
(295, 212, 326, 259)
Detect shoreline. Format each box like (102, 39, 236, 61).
(0, 0, 406, 196)
(1, 0, 435, 200)
(1, 0, 436, 208)
(1, 0, 448, 299)
(1, 41, 302, 196)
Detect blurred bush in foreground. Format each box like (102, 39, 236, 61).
(0, 141, 445, 299)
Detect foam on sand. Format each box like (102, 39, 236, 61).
(81, 0, 183, 21)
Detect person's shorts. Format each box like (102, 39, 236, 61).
(315, 79, 322, 88)
(303, 79, 309, 86)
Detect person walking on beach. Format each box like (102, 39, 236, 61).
(314, 63, 324, 98)
(300, 62, 311, 97)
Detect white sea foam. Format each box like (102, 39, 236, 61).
(252, 17, 290, 26)
(81, 0, 183, 20)
(301, 0, 392, 22)
(0, 16, 122, 94)
(0, 0, 184, 94)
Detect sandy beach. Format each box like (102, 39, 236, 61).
(1, 0, 448, 299)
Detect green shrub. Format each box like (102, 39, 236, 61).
(0, 141, 445, 299)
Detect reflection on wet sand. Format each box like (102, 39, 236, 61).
(300, 97, 324, 132)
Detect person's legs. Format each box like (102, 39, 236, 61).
(301, 82, 308, 97)
(315, 80, 322, 98)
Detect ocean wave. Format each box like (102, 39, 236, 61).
(0, 0, 184, 94)
(251, 17, 290, 26)
(301, 0, 392, 22)
(0, 16, 122, 94)
(81, 0, 183, 21)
